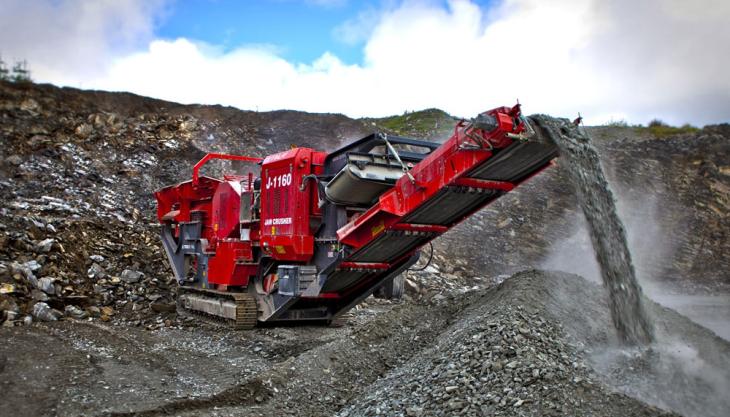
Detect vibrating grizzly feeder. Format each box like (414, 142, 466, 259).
(155, 104, 558, 328)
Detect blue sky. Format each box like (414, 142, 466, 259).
(156, 1, 493, 65)
(157, 0, 374, 64)
(0, 0, 728, 125)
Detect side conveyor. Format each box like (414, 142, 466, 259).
(336, 114, 558, 270)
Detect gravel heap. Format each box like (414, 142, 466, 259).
(337, 270, 710, 417)
(0, 88, 201, 327)
(400, 252, 490, 300)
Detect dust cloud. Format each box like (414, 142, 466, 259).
(533, 117, 654, 344)
(541, 186, 730, 342)
(539, 170, 730, 417)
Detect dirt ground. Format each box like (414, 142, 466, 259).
(0, 296, 461, 417)
(2, 271, 729, 417)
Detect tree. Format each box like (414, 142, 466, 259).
(0, 55, 9, 81)
(0, 54, 32, 82)
(11, 60, 31, 82)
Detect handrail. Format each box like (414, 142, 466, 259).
(192, 153, 262, 186)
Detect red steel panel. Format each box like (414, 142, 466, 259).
(338, 262, 390, 270)
(211, 181, 242, 244)
(390, 223, 448, 233)
(208, 240, 255, 287)
(260, 148, 318, 261)
(452, 177, 515, 191)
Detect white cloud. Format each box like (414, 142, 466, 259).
(333, 6, 382, 45)
(0, 0, 166, 86)
(2, 0, 729, 125)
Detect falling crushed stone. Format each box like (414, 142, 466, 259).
(531, 115, 654, 345)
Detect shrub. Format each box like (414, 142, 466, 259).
(645, 119, 699, 138)
(603, 119, 630, 127)
(0, 55, 32, 82)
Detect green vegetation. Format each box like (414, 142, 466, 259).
(644, 119, 699, 138)
(601, 118, 700, 138)
(0, 56, 32, 82)
(372, 111, 701, 141)
(363, 108, 459, 140)
(602, 119, 634, 128)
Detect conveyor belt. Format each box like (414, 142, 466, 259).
(322, 269, 373, 292)
(349, 230, 437, 263)
(468, 141, 558, 182)
(403, 186, 501, 226)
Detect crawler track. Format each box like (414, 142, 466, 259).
(177, 287, 259, 329)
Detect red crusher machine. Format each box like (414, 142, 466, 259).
(154, 104, 559, 328)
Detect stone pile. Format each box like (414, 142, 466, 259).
(339, 307, 596, 416)
(338, 271, 678, 417)
(0, 83, 206, 327)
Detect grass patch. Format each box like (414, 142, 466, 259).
(644, 119, 700, 138)
(364, 108, 458, 139)
(603, 119, 632, 128)
(601, 118, 700, 138)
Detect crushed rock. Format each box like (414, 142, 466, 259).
(339, 270, 729, 417)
